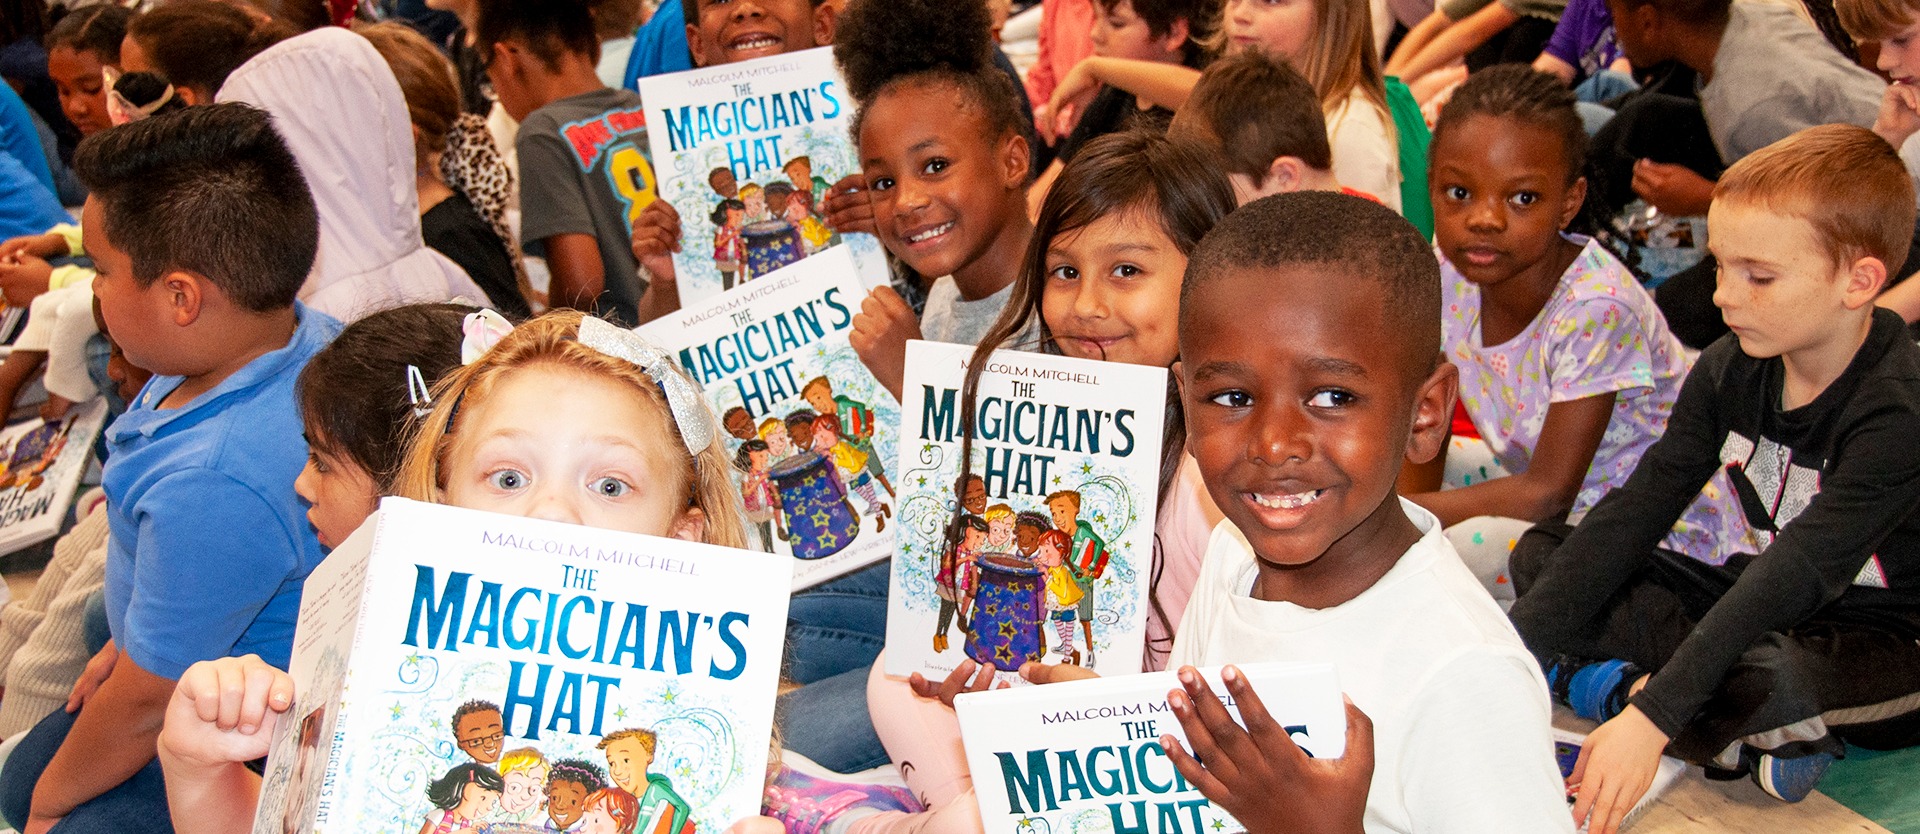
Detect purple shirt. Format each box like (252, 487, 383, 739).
(1543, 0, 1622, 80)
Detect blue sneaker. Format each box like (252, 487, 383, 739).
(1566, 658, 1639, 722)
(1752, 751, 1836, 802)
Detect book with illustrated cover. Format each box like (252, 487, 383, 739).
(0, 397, 106, 556)
(954, 663, 1346, 834)
(637, 47, 889, 304)
(637, 247, 899, 590)
(251, 498, 791, 834)
(885, 340, 1165, 680)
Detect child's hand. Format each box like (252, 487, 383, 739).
(824, 175, 876, 236)
(724, 815, 785, 834)
(0, 254, 53, 307)
(39, 394, 70, 423)
(1047, 60, 1101, 140)
(1568, 704, 1669, 834)
(159, 655, 295, 768)
(907, 658, 1005, 709)
(1876, 83, 1920, 150)
(631, 199, 683, 286)
(1162, 666, 1374, 834)
(1018, 661, 1100, 685)
(65, 641, 117, 713)
(1630, 160, 1714, 216)
(850, 286, 921, 400)
(0, 233, 65, 263)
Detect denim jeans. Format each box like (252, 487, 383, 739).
(0, 707, 173, 834)
(778, 560, 892, 772)
(784, 560, 889, 685)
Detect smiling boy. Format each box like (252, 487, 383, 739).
(1509, 125, 1920, 831)
(1168, 191, 1571, 833)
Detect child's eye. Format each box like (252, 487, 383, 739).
(590, 477, 632, 498)
(307, 452, 329, 474)
(869, 176, 895, 192)
(922, 158, 950, 176)
(1111, 263, 1141, 278)
(1307, 389, 1356, 408)
(1047, 263, 1079, 281)
(1509, 192, 1540, 207)
(487, 469, 527, 490)
(1207, 390, 1253, 408)
(1444, 185, 1468, 201)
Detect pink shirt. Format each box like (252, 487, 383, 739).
(1144, 454, 1223, 670)
(1025, 0, 1096, 112)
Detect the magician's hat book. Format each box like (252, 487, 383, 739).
(252, 498, 791, 834)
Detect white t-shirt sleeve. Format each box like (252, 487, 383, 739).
(1326, 91, 1402, 212)
(1393, 647, 1576, 834)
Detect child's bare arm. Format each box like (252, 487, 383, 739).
(1049, 58, 1200, 119)
(26, 649, 175, 833)
(1406, 393, 1615, 527)
(158, 656, 288, 834)
(1392, 3, 1521, 85)
(542, 233, 608, 314)
(1162, 666, 1372, 834)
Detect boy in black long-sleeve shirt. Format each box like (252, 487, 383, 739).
(1509, 124, 1920, 834)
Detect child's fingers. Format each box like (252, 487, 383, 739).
(1167, 685, 1242, 787)
(1339, 696, 1375, 772)
(1177, 667, 1262, 771)
(238, 664, 277, 733)
(907, 671, 937, 700)
(1218, 665, 1302, 761)
(1161, 732, 1233, 801)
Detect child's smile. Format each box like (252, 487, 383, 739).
(1181, 261, 1450, 604)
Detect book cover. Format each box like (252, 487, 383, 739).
(886, 340, 1166, 680)
(251, 498, 792, 834)
(0, 397, 105, 556)
(636, 247, 899, 591)
(954, 663, 1346, 834)
(637, 46, 889, 305)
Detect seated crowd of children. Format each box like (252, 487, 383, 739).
(0, 0, 1917, 831)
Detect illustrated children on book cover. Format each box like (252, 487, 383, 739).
(250, 499, 792, 834)
(887, 341, 1165, 680)
(638, 248, 900, 590)
(638, 47, 889, 303)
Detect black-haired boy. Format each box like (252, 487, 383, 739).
(0, 104, 341, 832)
(1166, 191, 1571, 831)
(479, 0, 659, 326)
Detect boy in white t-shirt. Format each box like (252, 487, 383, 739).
(1159, 191, 1574, 833)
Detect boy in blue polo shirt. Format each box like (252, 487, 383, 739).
(0, 103, 340, 834)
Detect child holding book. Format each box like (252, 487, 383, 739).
(767, 131, 1237, 834)
(1403, 67, 1746, 606)
(1510, 125, 1920, 831)
(157, 309, 766, 833)
(1159, 190, 1570, 831)
(0, 103, 344, 834)
(834, 0, 1035, 396)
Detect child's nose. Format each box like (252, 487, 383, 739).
(1250, 403, 1311, 465)
(1467, 198, 1505, 230)
(525, 485, 584, 526)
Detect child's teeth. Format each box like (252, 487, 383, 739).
(909, 222, 953, 243)
(1253, 489, 1321, 509)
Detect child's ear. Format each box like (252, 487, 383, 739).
(668, 507, 708, 542)
(1558, 175, 1589, 231)
(1843, 255, 1890, 308)
(812, 2, 837, 47)
(161, 269, 205, 327)
(1000, 132, 1032, 191)
(1266, 156, 1305, 194)
(1404, 358, 1456, 466)
(686, 23, 711, 66)
(1159, 18, 1190, 55)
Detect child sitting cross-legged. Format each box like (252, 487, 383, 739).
(1402, 66, 1747, 608)
(1510, 124, 1920, 830)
